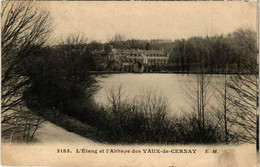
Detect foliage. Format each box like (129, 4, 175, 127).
(1, 2, 52, 142)
(79, 87, 223, 144)
(169, 28, 257, 74)
(24, 35, 99, 117)
(92, 28, 257, 74)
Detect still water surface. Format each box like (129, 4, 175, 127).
(95, 73, 224, 115)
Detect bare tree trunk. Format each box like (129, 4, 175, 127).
(28, 116, 41, 142)
(9, 117, 20, 143)
(256, 75, 259, 150)
(257, 116, 259, 150)
(224, 72, 228, 144)
(185, 65, 211, 143)
(201, 72, 205, 135)
(23, 115, 29, 139)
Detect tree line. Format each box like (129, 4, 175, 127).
(106, 29, 258, 74)
(17, 29, 257, 74)
(169, 30, 258, 74)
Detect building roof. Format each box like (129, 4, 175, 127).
(112, 49, 167, 55)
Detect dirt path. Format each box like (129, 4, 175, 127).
(34, 121, 101, 145)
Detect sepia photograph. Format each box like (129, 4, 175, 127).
(1, 1, 259, 166)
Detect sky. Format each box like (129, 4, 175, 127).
(36, 1, 258, 43)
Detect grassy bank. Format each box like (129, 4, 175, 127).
(34, 88, 222, 144)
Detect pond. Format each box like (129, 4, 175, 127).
(95, 73, 226, 115)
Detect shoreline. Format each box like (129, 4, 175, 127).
(89, 71, 257, 75)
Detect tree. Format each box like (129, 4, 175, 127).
(213, 28, 258, 146)
(172, 39, 186, 73)
(212, 75, 233, 144)
(227, 74, 258, 144)
(1, 2, 52, 142)
(211, 36, 232, 144)
(145, 43, 151, 50)
(227, 28, 257, 73)
(24, 34, 99, 124)
(109, 34, 126, 49)
(184, 73, 212, 143)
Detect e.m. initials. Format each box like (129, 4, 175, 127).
(205, 149, 218, 153)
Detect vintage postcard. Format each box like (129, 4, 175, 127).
(1, 1, 259, 167)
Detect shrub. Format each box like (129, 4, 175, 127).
(90, 87, 222, 144)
